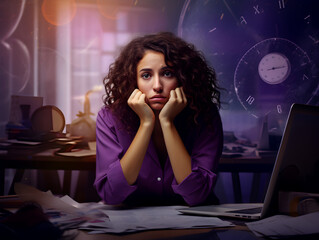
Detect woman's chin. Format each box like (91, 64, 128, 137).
(150, 103, 164, 111)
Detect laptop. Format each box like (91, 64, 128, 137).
(179, 103, 319, 219)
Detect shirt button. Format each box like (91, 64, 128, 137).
(157, 177, 161, 182)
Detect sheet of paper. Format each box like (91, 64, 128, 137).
(246, 212, 319, 238)
(80, 205, 233, 234)
(56, 149, 96, 157)
(15, 183, 79, 214)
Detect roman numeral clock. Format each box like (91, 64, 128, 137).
(178, 0, 319, 120)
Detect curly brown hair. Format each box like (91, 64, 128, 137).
(103, 32, 221, 132)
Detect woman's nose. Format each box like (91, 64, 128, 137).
(153, 75, 163, 93)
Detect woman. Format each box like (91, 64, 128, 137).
(94, 32, 223, 206)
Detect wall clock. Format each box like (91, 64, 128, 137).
(234, 37, 315, 117)
(178, 0, 319, 120)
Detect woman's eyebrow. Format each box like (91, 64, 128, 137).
(138, 66, 172, 72)
(139, 68, 153, 72)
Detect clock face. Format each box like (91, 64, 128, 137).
(234, 38, 315, 117)
(258, 53, 290, 85)
(178, 0, 319, 117)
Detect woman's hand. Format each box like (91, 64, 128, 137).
(159, 87, 191, 184)
(122, 89, 155, 185)
(159, 87, 187, 125)
(128, 89, 155, 126)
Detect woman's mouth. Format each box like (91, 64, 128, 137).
(149, 95, 166, 102)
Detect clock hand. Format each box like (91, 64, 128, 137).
(267, 66, 287, 70)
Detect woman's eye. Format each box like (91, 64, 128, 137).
(141, 73, 151, 79)
(163, 71, 173, 78)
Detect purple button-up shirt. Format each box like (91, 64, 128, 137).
(94, 106, 223, 206)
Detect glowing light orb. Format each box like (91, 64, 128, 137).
(97, 0, 135, 20)
(41, 0, 77, 26)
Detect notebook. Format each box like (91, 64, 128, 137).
(179, 103, 319, 219)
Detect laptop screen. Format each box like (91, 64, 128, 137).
(262, 103, 319, 218)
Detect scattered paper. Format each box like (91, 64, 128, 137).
(14, 183, 110, 230)
(81, 205, 234, 234)
(246, 212, 319, 238)
(14, 184, 233, 234)
(15, 183, 79, 214)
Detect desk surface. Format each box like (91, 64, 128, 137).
(75, 227, 255, 240)
(0, 194, 256, 240)
(0, 146, 96, 171)
(0, 194, 315, 240)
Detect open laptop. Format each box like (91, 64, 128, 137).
(179, 103, 319, 219)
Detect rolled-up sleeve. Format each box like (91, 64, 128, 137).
(171, 111, 223, 206)
(94, 109, 137, 204)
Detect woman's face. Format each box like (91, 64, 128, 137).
(137, 50, 178, 111)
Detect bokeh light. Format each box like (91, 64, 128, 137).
(97, 0, 135, 20)
(41, 0, 77, 26)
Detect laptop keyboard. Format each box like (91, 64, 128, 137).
(227, 207, 262, 214)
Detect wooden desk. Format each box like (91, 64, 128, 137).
(0, 194, 255, 240)
(0, 193, 313, 240)
(75, 227, 253, 240)
(0, 146, 95, 197)
(0, 146, 276, 203)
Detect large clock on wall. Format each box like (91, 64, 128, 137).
(178, 0, 319, 119)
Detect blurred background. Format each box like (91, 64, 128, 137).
(1, 0, 318, 203)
